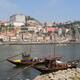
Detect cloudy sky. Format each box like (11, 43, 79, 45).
(0, 0, 80, 22)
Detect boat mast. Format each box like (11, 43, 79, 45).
(30, 45, 32, 56)
(48, 33, 56, 68)
(53, 33, 55, 57)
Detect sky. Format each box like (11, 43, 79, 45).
(0, 0, 80, 22)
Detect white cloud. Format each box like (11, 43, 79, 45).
(0, 0, 15, 7)
(0, 0, 21, 20)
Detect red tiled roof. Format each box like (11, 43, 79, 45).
(47, 28, 58, 31)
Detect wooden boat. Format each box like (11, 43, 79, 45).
(7, 59, 45, 66)
(33, 58, 77, 73)
(7, 52, 45, 66)
(33, 35, 78, 73)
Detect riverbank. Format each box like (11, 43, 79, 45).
(34, 68, 80, 80)
(0, 40, 80, 45)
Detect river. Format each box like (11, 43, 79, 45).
(0, 44, 80, 80)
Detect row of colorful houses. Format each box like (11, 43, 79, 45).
(0, 14, 80, 37)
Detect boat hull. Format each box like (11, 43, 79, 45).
(33, 64, 77, 73)
(7, 59, 45, 66)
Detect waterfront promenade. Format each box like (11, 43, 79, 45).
(1, 39, 80, 45)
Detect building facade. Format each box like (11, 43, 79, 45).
(10, 14, 26, 26)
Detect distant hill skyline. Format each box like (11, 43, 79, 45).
(0, 0, 80, 22)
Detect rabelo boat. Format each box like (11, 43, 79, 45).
(33, 35, 79, 73)
(7, 52, 45, 66)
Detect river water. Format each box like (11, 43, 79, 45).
(0, 44, 80, 80)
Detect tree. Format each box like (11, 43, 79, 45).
(7, 24, 14, 32)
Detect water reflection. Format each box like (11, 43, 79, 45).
(0, 44, 80, 80)
(8, 67, 40, 80)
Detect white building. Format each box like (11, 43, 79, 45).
(27, 19, 43, 32)
(10, 14, 26, 26)
(27, 20, 41, 27)
(46, 22, 53, 27)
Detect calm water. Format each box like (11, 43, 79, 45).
(0, 44, 80, 80)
